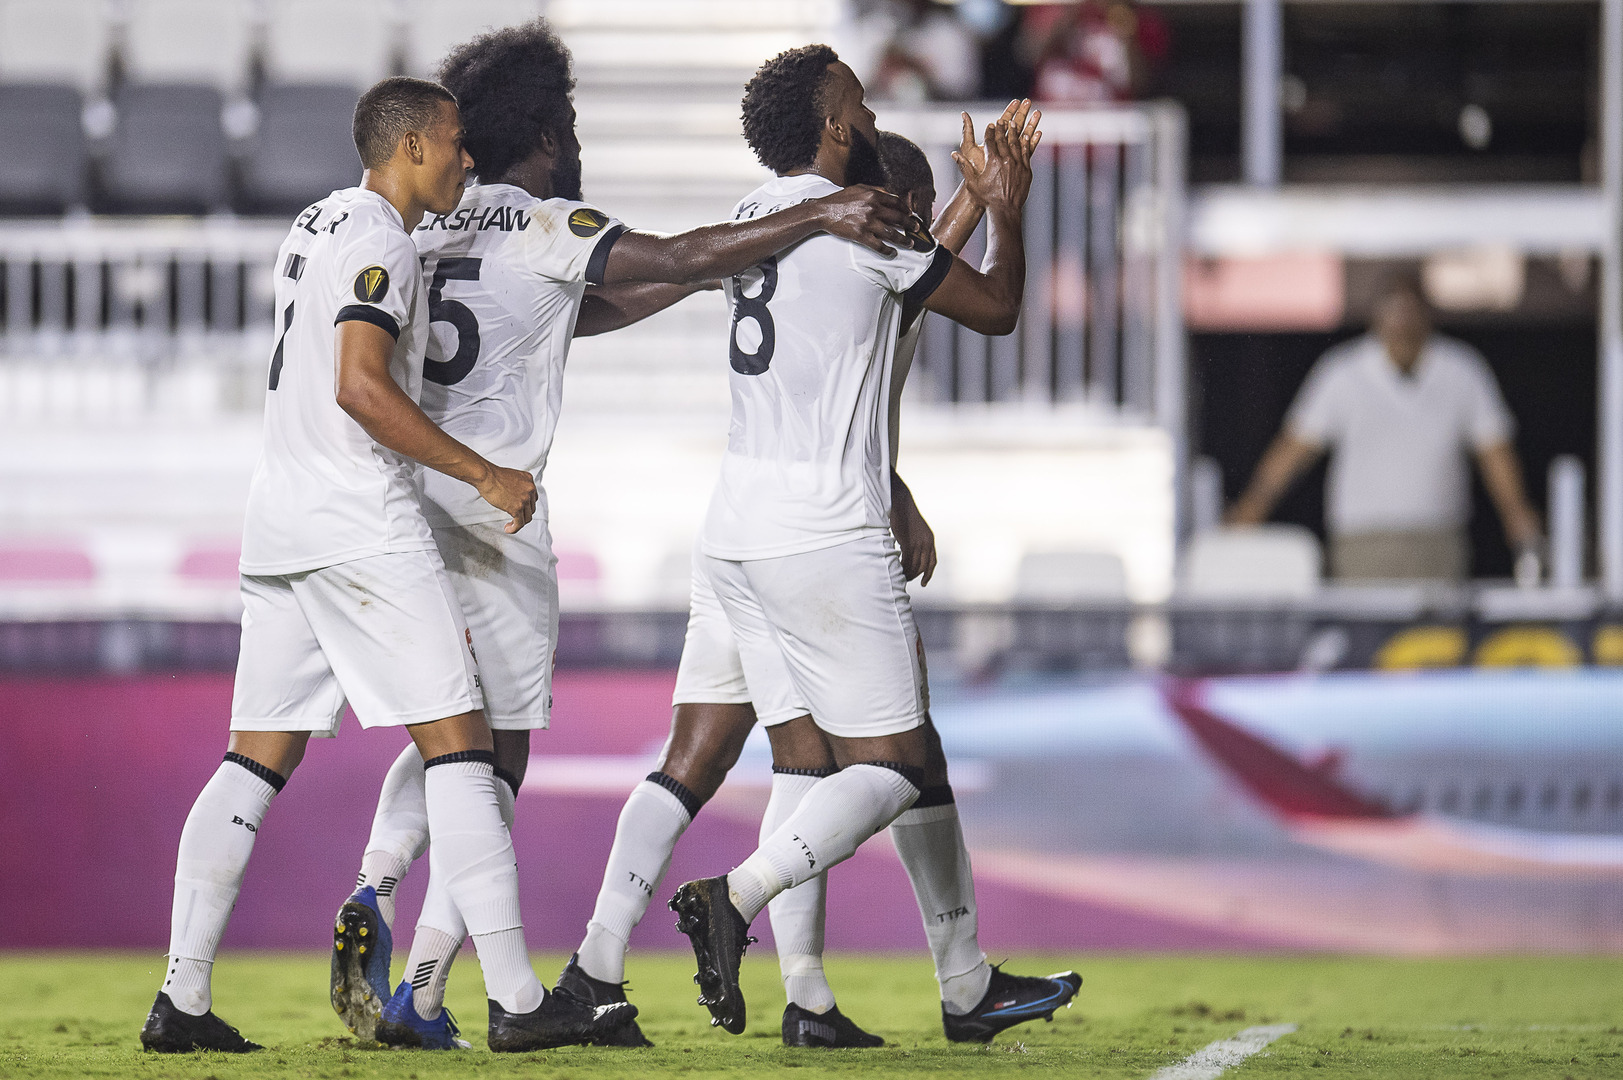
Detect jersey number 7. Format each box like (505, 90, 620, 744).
(728, 257, 777, 376)
(425, 257, 482, 387)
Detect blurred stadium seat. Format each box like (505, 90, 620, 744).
(1014, 550, 1130, 603)
(0, 0, 111, 90)
(0, 85, 87, 213)
(100, 83, 229, 213)
(121, 0, 253, 90)
(263, 0, 396, 88)
(238, 83, 362, 214)
(404, 0, 545, 77)
(176, 541, 241, 583)
(1180, 525, 1322, 600)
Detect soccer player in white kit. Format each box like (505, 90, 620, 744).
(568, 113, 1077, 1048)
(319, 23, 913, 1051)
(666, 45, 1077, 1039)
(140, 77, 637, 1055)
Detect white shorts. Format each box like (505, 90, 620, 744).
(701, 532, 928, 740)
(435, 520, 557, 729)
(231, 549, 483, 737)
(672, 546, 808, 727)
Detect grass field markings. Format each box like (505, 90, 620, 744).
(1146, 1023, 1298, 1080)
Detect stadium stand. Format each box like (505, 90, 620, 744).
(0, 0, 111, 90)
(263, 0, 397, 88)
(0, 85, 87, 214)
(100, 83, 230, 214)
(121, 0, 254, 91)
(238, 83, 363, 214)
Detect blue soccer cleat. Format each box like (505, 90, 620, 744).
(377, 980, 469, 1050)
(942, 965, 1082, 1044)
(329, 885, 393, 1041)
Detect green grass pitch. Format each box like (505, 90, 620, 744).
(1, 952, 1620, 1078)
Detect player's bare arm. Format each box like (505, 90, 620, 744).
(599, 185, 910, 287)
(573, 280, 716, 337)
(890, 470, 938, 585)
(334, 319, 537, 532)
(924, 120, 1036, 337)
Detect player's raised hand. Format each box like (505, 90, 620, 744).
(475, 463, 539, 533)
(976, 116, 1036, 213)
(814, 185, 911, 255)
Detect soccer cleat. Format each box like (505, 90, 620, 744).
(941, 966, 1082, 1044)
(486, 991, 638, 1052)
(781, 1002, 885, 1048)
(329, 885, 393, 1041)
(554, 954, 654, 1047)
(669, 876, 755, 1035)
(376, 980, 469, 1050)
(139, 991, 263, 1053)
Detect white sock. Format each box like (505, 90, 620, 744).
(422, 755, 542, 1014)
(728, 763, 920, 924)
(890, 789, 991, 1014)
(406, 764, 519, 1017)
(576, 775, 696, 983)
(162, 756, 281, 1015)
(762, 770, 835, 1013)
(356, 745, 428, 929)
(406, 926, 463, 1020)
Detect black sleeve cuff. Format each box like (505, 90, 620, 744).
(901, 244, 953, 307)
(585, 223, 627, 287)
(335, 304, 400, 340)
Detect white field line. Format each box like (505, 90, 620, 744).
(1148, 1024, 1299, 1080)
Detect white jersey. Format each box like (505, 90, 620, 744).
(241, 187, 433, 575)
(701, 173, 952, 561)
(410, 183, 625, 528)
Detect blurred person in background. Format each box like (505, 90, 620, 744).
(1228, 275, 1542, 583)
(845, 0, 981, 101)
(1021, 0, 1169, 105)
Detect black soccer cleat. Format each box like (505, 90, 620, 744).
(554, 954, 654, 1047)
(942, 965, 1082, 1044)
(781, 1002, 885, 1048)
(486, 990, 638, 1052)
(139, 991, 263, 1053)
(668, 876, 755, 1035)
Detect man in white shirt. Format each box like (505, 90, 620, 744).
(321, 21, 913, 1051)
(667, 44, 1078, 1039)
(141, 76, 634, 1055)
(1229, 276, 1541, 581)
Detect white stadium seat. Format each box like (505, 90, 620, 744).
(0, 0, 112, 89)
(1180, 525, 1323, 601)
(1014, 550, 1129, 603)
(403, 0, 544, 77)
(122, 0, 253, 89)
(264, 0, 396, 88)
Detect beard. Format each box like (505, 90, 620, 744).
(551, 146, 583, 202)
(845, 126, 887, 188)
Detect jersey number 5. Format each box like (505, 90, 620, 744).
(425, 257, 482, 386)
(728, 257, 777, 376)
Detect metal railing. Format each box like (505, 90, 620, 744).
(878, 104, 1187, 425)
(0, 219, 284, 358)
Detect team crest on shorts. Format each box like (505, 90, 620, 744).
(568, 208, 609, 237)
(352, 265, 390, 303)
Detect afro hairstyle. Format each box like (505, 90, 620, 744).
(437, 19, 575, 183)
(878, 131, 934, 200)
(740, 44, 840, 175)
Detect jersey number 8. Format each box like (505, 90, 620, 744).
(728, 257, 777, 376)
(425, 257, 482, 386)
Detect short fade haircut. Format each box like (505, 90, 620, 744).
(352, 76, 457, 170)
(878, 131, 933, 198)
(741, 44, 840, 175)
(438, 19, 575, 183)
